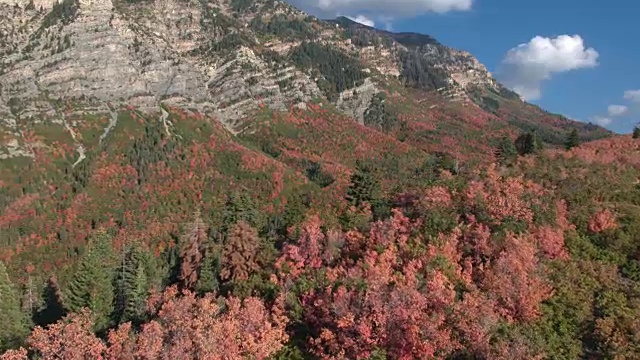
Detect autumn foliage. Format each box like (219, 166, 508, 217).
(6, 287, 288, 360)
(588, 209, 618, 233)
(1, 102, 638, 359)
(275, 168, 571, 359)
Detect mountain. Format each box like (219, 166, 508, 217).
(0, 0, 608, 151)
(3, 1, 640, 359)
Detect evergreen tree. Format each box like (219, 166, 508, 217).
(34, 276, 67, 327)
(346, 161, 382, 207)
(633, 125, 640, 139)
(195, 248, 220, 295)
(0, 261, 30, 351)
(113, 244, 154, 325)
(346, 161, 389, 220)
(565, 129, 580, 150)
(159, 242, 180, 286)
(222, 191, 262, 231)
(413, 152, 455, 184)
(494, 136, 518, 166)
(515, 131, 543, 156)
(281, 190, 310, 234)
(64, 230, 116, 332)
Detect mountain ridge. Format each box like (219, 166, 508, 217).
(0, 0, 609, 140)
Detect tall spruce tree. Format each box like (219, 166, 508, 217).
(346, 161, 382, 206)
(0, 261, 30, 351)
(195, 248, 220, 295)
(346, 161, 389, 220)
(565, 129, 580, 150)
(34, 276, 67, 327)
(222, 191, 262, 232)
(495, 136, 518, 166)
(515, 131, 543, 156)
(113, 244, 154, 325)
(64, 230, 116, 332)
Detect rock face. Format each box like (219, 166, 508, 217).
(0, 0, 516, 150)
(0, 0, 57, 9)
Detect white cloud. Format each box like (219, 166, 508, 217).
(497, 35, 599, 101)
(607, 105, 628, 117)
(346, 15, 375, 27)
(623, 90, 640, 103)
(592, 116, 612, 126)
(288, 0, 472, 19)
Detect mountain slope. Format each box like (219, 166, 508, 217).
(0, 0, 614, 273)
(3, 1, 640, 359)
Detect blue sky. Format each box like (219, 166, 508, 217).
(289, 0, 639, 133)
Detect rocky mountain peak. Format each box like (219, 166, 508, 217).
(0, 0, 607, 161)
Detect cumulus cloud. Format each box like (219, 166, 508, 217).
(288, 0, 472, 19)
(497, 35, 599, 101)
(607, 105, 629, 117)
(623, 90, 640, 103)
(346, 15, 375, 27)
(592, 116, 612, 126)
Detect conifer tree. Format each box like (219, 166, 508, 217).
(34, 276, 67, 327)
(113, 244, 153, 325)
(515, 131, 543, 156)
(0, 261, 30, 352)
(565, 129, 580, 150)
(195, 248, 221, 295)
(633, 124, 640, 139)
(64, 230, 116, 332)
(495, 135, 518, 166)
(281, 190, 310, 234)
(346, 161, 388, 219)
(222, 191, 262, 231)
(346, 161, 382, 207)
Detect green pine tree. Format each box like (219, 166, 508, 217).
(222, 191, 263, 231)
(34, 276, 67, 327)
(346, 161, 389, 220)
(633, 125, 640, 139)
(281, 190, 311, 235)
(64, 230, 116, 332)
(565, 129, 580, 150)
(495, 136, 518, 166)
(0, 261, 30, 352)
(195, 248, 221, 295)
(346, 161, 381, 206)
(515, 131, 543, 156)
(113, 244, 154, 325)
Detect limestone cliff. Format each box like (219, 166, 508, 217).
(0, 0, 522, 157)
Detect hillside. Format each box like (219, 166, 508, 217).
(0, 0, 612, 271)
(1, 0, 638, 359)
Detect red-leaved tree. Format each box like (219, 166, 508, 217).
(4, 288, 288, 360)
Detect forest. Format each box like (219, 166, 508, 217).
(1, 0, 637, 357)
(0, 102, 639, 360)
